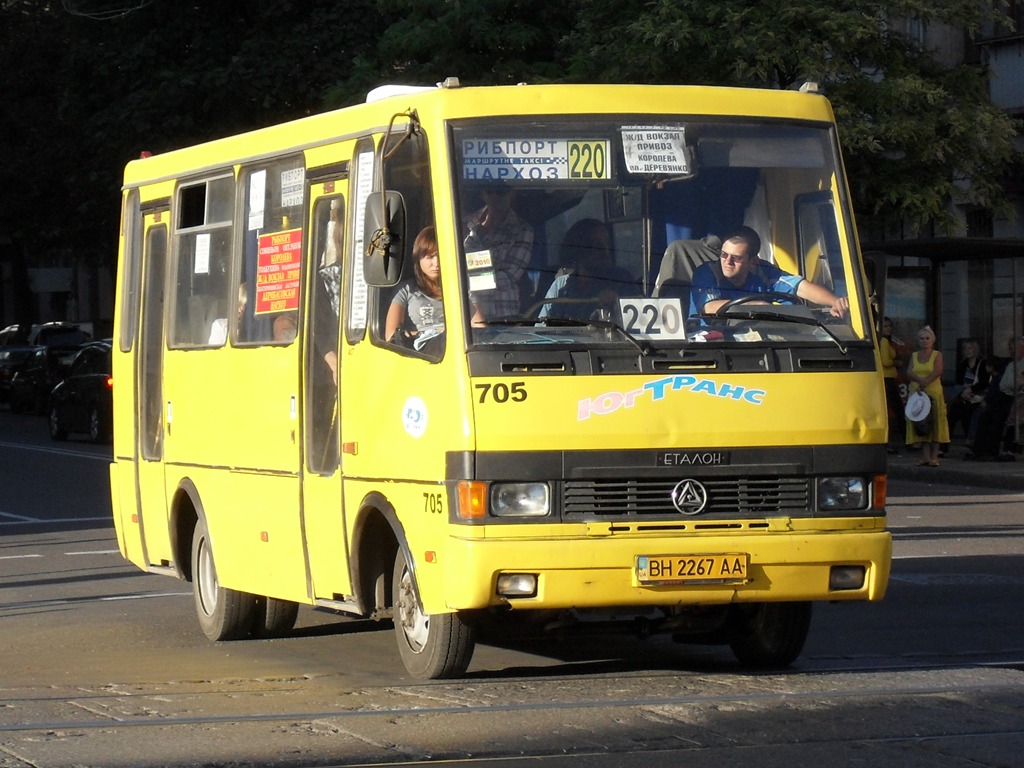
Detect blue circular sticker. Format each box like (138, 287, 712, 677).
(402, 396, 428, 438)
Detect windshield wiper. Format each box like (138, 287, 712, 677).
(479, 316, 653, 356)
(696, 305, 849, 355)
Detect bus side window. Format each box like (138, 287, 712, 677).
(376, 223, 445, 362)
(796, 191, 845, 298)
(306, 194, 344, 473)
(170, 176, 234, 348)
(239, 158, 307, 345)
(373, 128, 442, 360)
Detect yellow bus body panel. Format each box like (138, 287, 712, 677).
(440, 526, 891, 611)
(471, 372, 885, 452)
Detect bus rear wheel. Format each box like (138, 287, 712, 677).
(728, 601, 812, 669)
(392, 548, 475, 679)
(191, 519, 256, 641)
(253, 596, 299, 638)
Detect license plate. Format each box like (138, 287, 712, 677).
(636, 554, 748, 585)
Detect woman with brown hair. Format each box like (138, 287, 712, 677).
(386, 226, 445, 353)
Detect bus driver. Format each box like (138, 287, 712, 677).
(688, 226, 849, 319)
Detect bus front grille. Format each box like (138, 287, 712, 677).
(563, 477, 811, 517)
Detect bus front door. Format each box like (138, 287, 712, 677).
(300, 181, 352, 600)
(135, 211, 173, 568)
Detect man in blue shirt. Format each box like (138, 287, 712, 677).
(689, 226, 849, 318)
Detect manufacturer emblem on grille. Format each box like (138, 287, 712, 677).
(670, 479, 708, 515)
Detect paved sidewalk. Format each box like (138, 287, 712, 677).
(885, 443, 1024, 490)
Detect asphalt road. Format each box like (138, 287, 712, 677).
(1, 406, 1022, 767)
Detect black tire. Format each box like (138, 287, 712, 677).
(88, 406, 106, 443)
(252, 596, 299, 638)
(728, 601, 812, 669)
(392, 547, 475, 679)
(191, 518, 256, 641)
(48, 404, 68, 441)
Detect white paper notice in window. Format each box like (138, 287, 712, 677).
(194, 233, 211, 274)
(281, 168, 305, 207)
(248, 170, 266, 231)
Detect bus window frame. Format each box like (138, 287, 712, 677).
(119, 189, 144, 353)
(168, 172, 237, 350)
(305, 189, 345, 475)
(235, 154, 308, 347)
(346, 138, 375, 345)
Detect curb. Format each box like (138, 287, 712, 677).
(886, 460, 1024, 491)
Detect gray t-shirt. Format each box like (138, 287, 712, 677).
(392, 282, 444, 334)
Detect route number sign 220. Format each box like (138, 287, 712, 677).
(618, 298, 688, 340)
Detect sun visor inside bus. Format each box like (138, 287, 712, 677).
(363, 190, 406, 288)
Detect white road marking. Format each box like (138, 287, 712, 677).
(100, 592, 191, 601)
(66, 549, 121, 555)
(0, 511, 40, 522)
(0, 515, 112, 526)
(0, 440, 110, 462)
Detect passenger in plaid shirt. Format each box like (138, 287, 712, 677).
(464, 187, 534, 318)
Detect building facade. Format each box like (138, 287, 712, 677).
(866, 6, 1024, 373)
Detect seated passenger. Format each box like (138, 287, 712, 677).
(208, 283, 248, 345)
(463, 185, 533, 319)
(538, 219, 634, 321)
(272, 312, 298, 342)
(967, 337, 1024, 461)
(386, 226, 445, 352)
(689, 226, 849, 318)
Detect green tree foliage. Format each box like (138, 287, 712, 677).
(566, 0, 1018, 233)
(0, 0, 383, 272)
(0, 0, 1018, 314)
(331, 0, 576, 96)
(0, 2, 71, 250)
(72, 0, 385, 256)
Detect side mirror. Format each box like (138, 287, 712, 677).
(363, 191, 406, 287)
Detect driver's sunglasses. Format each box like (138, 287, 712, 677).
(719, 251, 748, 263)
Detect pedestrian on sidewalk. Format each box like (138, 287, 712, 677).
(905, 325, 948, 467)
(880, 316, 906, 454)
(946, 337, 988, 448)
(967, 336, 1024, 461)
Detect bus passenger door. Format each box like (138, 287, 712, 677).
(300, 179, 351, 600)
(135, 210, 173, 568)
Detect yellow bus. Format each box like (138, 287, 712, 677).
(110, 80, 891, 679)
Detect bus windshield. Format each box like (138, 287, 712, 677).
(452, 117, 866, 350)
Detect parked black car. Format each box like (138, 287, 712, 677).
(9, 346, 70, 415)
(0, 346, 35, 403)
(48, 341, 113, 442)
(27, 322, 89, 349)
(0, 323, 30, 346)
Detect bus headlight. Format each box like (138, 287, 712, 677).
(817, 477, 867, 511)
(491, 483, 550, 517)
(496, 573, 538, 597)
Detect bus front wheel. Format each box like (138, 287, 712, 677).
(191, 519, 256, 641)
(392, 548, 475, 679)
(728, 601, 812, 669)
